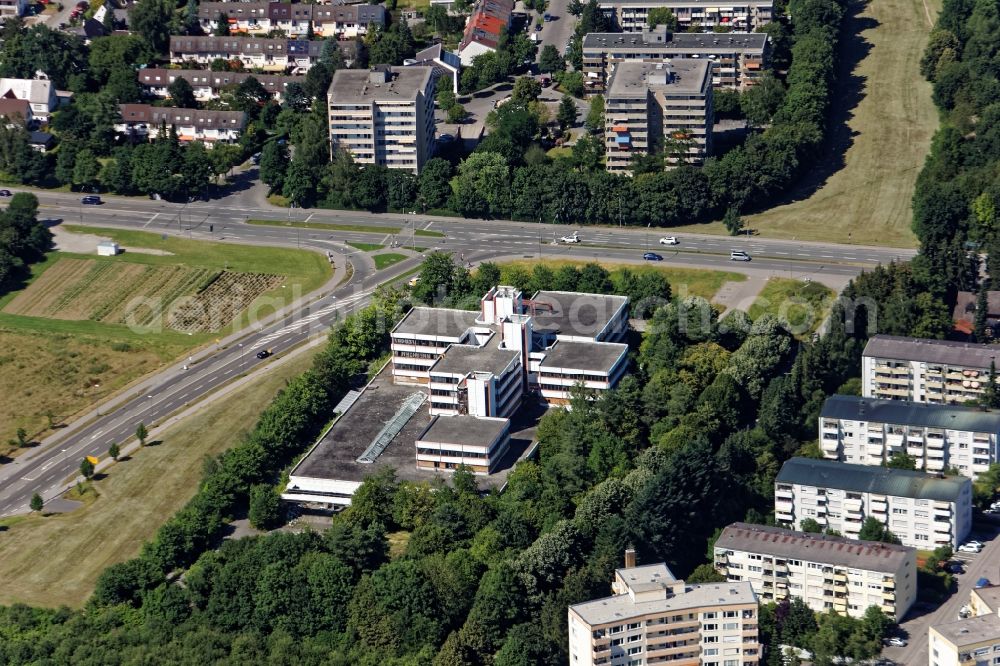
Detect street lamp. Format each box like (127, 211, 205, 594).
(239, 343, 244, 371)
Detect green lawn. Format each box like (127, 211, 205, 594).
(748, 278, 834, 337)
(413, 229, 446, 238)
(247, 219, 401, 235)
(373, 253, 408, 270)
(347, 241, 384, 252)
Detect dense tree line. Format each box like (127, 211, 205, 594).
(0, 193, 51, 294)
(0, 253, 884, 665)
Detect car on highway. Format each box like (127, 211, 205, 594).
(256, 349, 272, 360)
(730, 250, 751, 261)
(560, 232, 580, 243)
(884, 637, 907, 648)
(643, 252, 663, 261)
(959, 543, 983, 553)
(659, 236, 679, 245)
(81, 195, 102, 205)
(0, 189, 11, 197)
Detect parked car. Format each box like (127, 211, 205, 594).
(947, 562, 964, 574)
(659, 236, 679, 245)
(643, 252, 663, 261)
(730, 250, 751, 261)
(885, 637, 907, 648)
(0, 189, 12, 197)
(81, 195, 101, 205)
(543, 12, 552, 20)
(959, 543, 983, 553)
(976, 577, 991, 588)
(966, 540, 985, 548)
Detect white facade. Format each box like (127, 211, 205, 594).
(714, 523, 917, 622)
(819, 395, 1000, 480)
(600, 0, 774, 32)
(0, 0, 26, 19)
(569, 559, 760, 666)
(0, 78, 57, 121)
(775, 458, 972, 550)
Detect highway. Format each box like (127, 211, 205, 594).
(0, 190, 915, 517)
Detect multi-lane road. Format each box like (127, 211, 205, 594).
(0, 189, 916, 517)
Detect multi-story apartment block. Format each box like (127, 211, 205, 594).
(197, 2, 385, 39)
(930, 586, 1000, 666)
(568, 551, 761, 666)
(599, 0, 774, 32)
(604, 59, 712, 174)
(169, 36, 323, 72)
(0, 0, 26, 19)
(714, 523, 917, 621)
(458, 0, 514, 66)
(116, 104, 247, 144)
(327, 66, 436, 174)
(775, 457, 972, 549)
(137, 69, 306, 103)
(862, 334, 1000, 405)
(819, 394, 1000, 480)
(582, 27, 768, 95)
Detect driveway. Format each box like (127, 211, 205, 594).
(535, 0, 576, 62)
(884, 517, 1000, 664)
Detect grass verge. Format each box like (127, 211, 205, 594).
(413, 229, 446, 238)
(0, 347, 321, 609)
(247, 219, 401, 235)
(347, 241, 384, 252)
(748, 278, 834, 337)
(373, 253, 408, 270)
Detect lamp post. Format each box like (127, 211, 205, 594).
(239, 343, 244, 372)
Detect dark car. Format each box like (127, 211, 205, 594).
(948, 562, 964, 574)
(81, 195, 101, 205)
(643, 252, 663, 261)
(256, 349, 272, 359)
(0, 189, 11, 197)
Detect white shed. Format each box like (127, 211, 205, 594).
(97, 241, 119, 256)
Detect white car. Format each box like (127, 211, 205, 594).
(959, 543, 983, 553)
(886, 637, 907, 648)
(659, 236, 679, 245)
(560, 233, 580, 243)
(966, 540, 985, 548)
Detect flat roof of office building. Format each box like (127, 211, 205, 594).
(776, 457, 970, 502)
(432, 340, 519, 376)
(569, 581, 757, 626)
(864, 334, 1000, 369)
(392, 307, 481, 339)
(529, 290, 627, 338)
(821, 394, 1000, 433)
(418, 414, 509, 447)
(582, 29, 767, 52)
(540, 340, 628, 373)
(717, 523, 913, 573)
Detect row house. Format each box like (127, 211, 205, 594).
(116, 104, 247, 144)
(198, 2, 385, 39)
(168, 36, 324, 73)
(138, 69, 307, 103)
(458, 0, 514, 66)
(599, 0, 774, 32)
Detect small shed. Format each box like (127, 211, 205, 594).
(97, 241, 119, 256)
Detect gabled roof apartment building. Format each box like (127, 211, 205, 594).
(458, 0, 514, 66)
(197, 2, 386, 39)
(116, 104, 247, 144)
(598, 0, 774, 32)
(568, 552, 761, 666)
(582, 27, 768, 95)
(169, 36, 324, 72)
(819, 394, 1000, 480)
(138, 69, 306, 103)
(714, 523, 917, 621)
(862, 334, 1000, 405)
(775, 457, 972, 550)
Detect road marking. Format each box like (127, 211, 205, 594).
(305, 213, 314, 223)
(143, 213, 160, 228)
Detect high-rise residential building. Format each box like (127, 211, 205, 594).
(714, 523, 917, 621)
(929, 585, 1000, 666)
(568, 551, 761, 666)
(327, 66, 436, 174)
(775, 457, 972, 549)
(604, 59, 713, 175)
(862, 334, 1000, 405)
(582, 27, 768, 95)
(598, 0, 774, 32)
(819, 394, 1000, 480)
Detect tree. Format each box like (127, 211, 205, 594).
(108, 442, 120, 461)
(259, 141, 290, 193)
(585, 94, 604, 134)
(30, 492, 43, 512)
(14, 427, 28, 447)
(723, 207, 745, 236)
(72, 149, 101, 190)
(539, 44, 565, 74)
(975, 284, 990, 342)
(883, 452, 917, 470)
(857, 516, 901, 544)
(80, 457, 95, 479)
(102, 3, 117, 32)
(687, 563, 726, 582)
(128, 0, 173, 53)
(447, 104, 469, 123)
(248, 484, 283, 530)
(136, 422, 148, 447)
(418, 158, 453, 210)
(557, 94, 578, 131)
(168, 77, 197, 109)
(512, 76, 542, 103)
(647, 7, 679, 29)
(215, 12, 231, 36)
(800, 517, 824, 533)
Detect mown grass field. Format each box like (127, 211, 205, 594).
(373, 253, 408, 269)
(0, 348, 321, 609)
(749, 278, 835, 336)
(0, 229, 331, 446)
(668, 0, 939, 247)
(497, 259, 745, 301)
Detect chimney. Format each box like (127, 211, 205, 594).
(624, 548, 636, 568)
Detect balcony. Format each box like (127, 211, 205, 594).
(776, 500, 794, 513)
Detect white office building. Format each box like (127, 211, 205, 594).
(714, 522, 917, 622)
(819, 394, 1000, 480)
(775, 457, 972, 550)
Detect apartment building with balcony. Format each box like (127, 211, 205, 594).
(568, 552, 760, 666)
(327, 66, 436, 174)
(169, 36, 324, 72)
(599, 0, 774, 32)
(458, 0, 514, 66)
(774, 457, 972, 550)
(197, 2, 386, 39)
(604, 59, 712, 175)
(862, 334, 1000, 405)
(582, 27, 768, 95)
(818, 394, 1000, 480)
(137, 69, 306, 103)
(0, 0, 26, 19)
(713, 523, 917, 622)
(116, 104, 247, 144)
